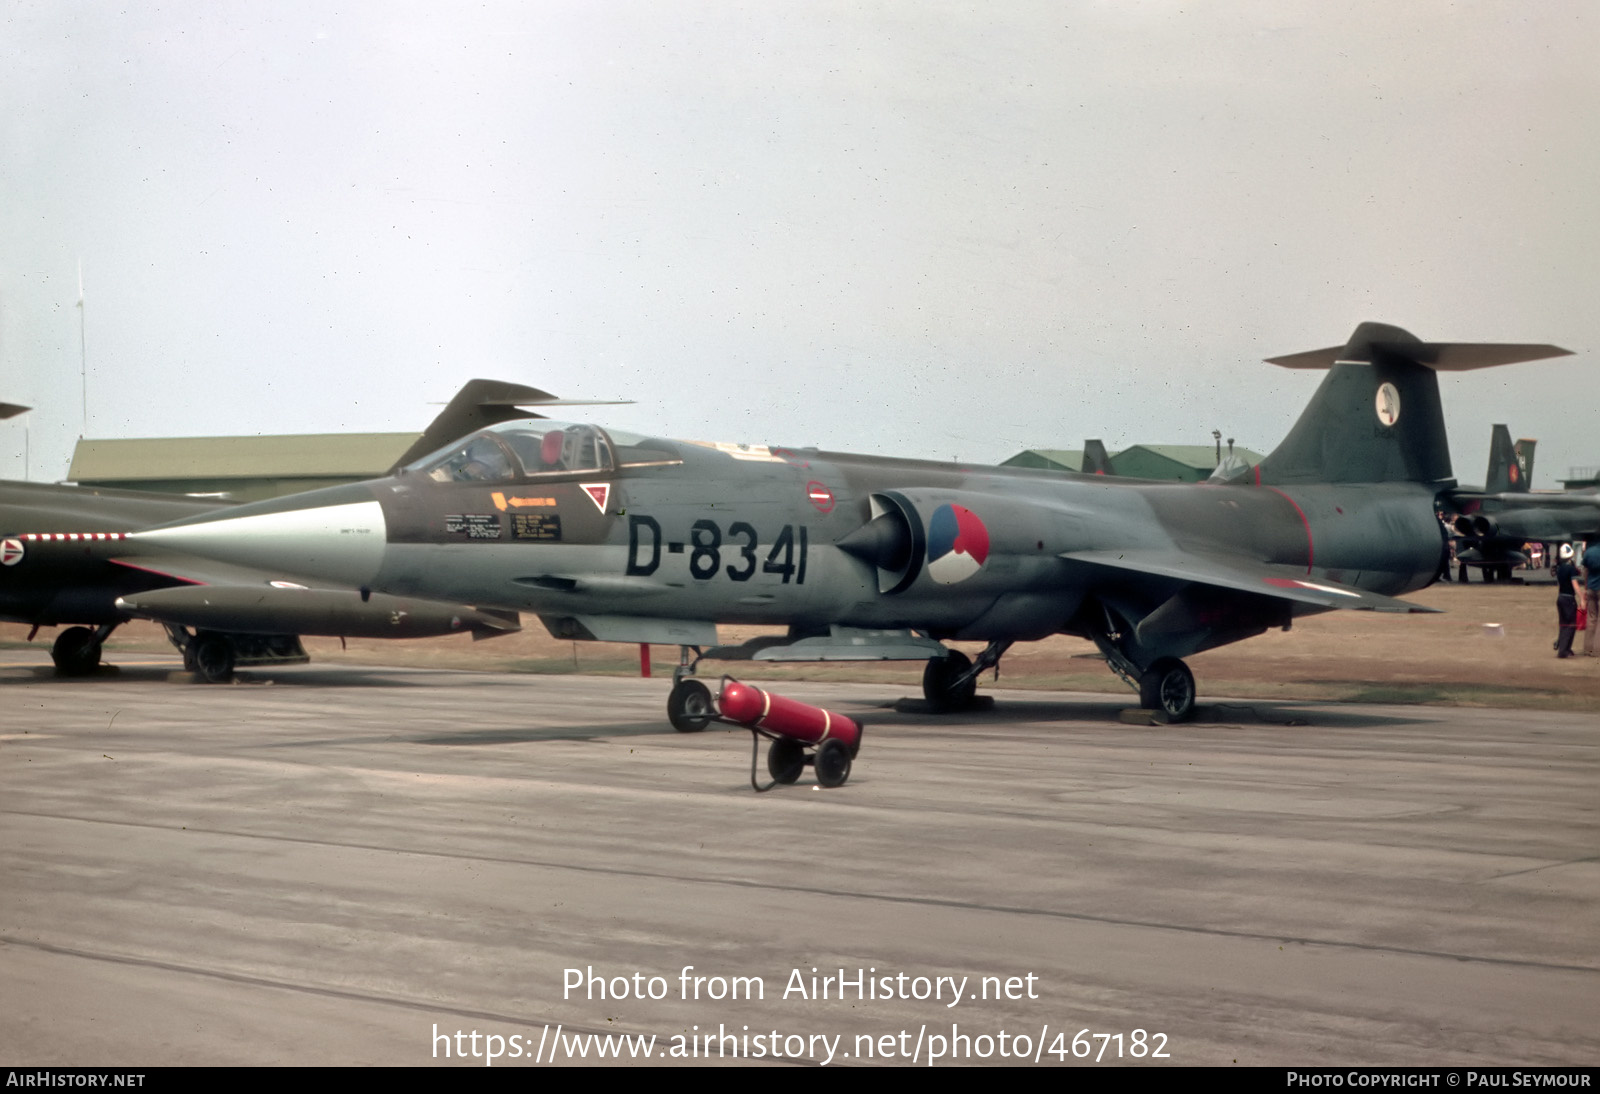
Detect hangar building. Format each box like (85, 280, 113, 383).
(67, 433, 419, 502)
(1003, 443, 1264, 482)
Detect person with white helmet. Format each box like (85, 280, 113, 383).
(1554, 543, 1580, 658)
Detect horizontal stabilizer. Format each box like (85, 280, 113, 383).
(1061, 548, 1439, 614)
(1267, 342, 1571, 371)
(1257, 322, 1571, 487)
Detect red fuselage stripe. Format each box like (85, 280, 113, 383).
(1262, 486, 1314, 574)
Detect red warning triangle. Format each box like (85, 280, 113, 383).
(581, 483, 611, 514)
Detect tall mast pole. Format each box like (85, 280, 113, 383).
(77, 259, 88, 439)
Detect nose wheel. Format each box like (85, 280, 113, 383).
(51, 626, 104, 676)
(667, 678, 715, 732)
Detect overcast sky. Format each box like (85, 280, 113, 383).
(2, 1, 1595, 486)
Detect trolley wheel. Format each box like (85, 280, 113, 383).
(813, 738, 852, 788)
(922, 650, 976, 712)
(766, 738, 806, 784)
(667, 679, 714, 732)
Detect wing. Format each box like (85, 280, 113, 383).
(1061, 548, 1439, 614)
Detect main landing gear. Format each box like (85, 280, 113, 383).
(188, 633, 237, 684)
(1137, 657, 1196, 723)
(920, 639, 1011, 712)
(1092, 609, 1198, 723)
(921, 650, 976, 711)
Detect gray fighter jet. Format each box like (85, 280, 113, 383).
(69, 322, 1571, 721)
(1450, 425, 1600, 557)
(1447, 425, 1537, 580)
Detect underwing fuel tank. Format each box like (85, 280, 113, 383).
(115, 585, 519, 640)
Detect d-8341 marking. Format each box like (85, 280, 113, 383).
(625, 516, 809, 584)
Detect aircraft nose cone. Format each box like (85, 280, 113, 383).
(131, 499, 388, 586)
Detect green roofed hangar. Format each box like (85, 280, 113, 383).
(1003, 443, 1264, 481)
(67, 433, 421, 502)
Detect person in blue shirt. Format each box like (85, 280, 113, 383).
(1582, 540, 1600, 657)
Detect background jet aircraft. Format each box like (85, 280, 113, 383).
(0, 479, 251, 673)
(97, 322, 1571, 722)
(1447, 425, 1537, 580)
(1448, 425, 1600, 577)
(0, 379, 583, 678)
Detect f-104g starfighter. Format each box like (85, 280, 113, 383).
(97, 322, 1570, 725)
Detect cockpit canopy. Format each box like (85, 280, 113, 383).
(405, 421, 676, 484)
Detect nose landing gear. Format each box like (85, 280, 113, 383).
(667, 677, 714, 732)
(51, 624, 115, 676)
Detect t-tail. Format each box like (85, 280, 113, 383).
(1255, 322, 1570, 486)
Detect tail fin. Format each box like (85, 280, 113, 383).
(1484, 425, 1516, 493)
(1083, 439, 1113, 475)
(1483, 425, 1538, 493)
(1255, 322, 1570, 486)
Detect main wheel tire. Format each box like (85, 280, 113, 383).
(192, 634, 235, 684)
(922, 650, 976, 712)
(1140, 657, 1196, 723)
(666, 679, 714, 732)
(51, 626, 101, 676)
(766, 737, 806, 784)
(813, 738, 852, 788)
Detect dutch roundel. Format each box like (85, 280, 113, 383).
(926, 504, 990, 585)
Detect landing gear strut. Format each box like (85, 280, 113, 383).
(1090, 606, 1198, 722)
